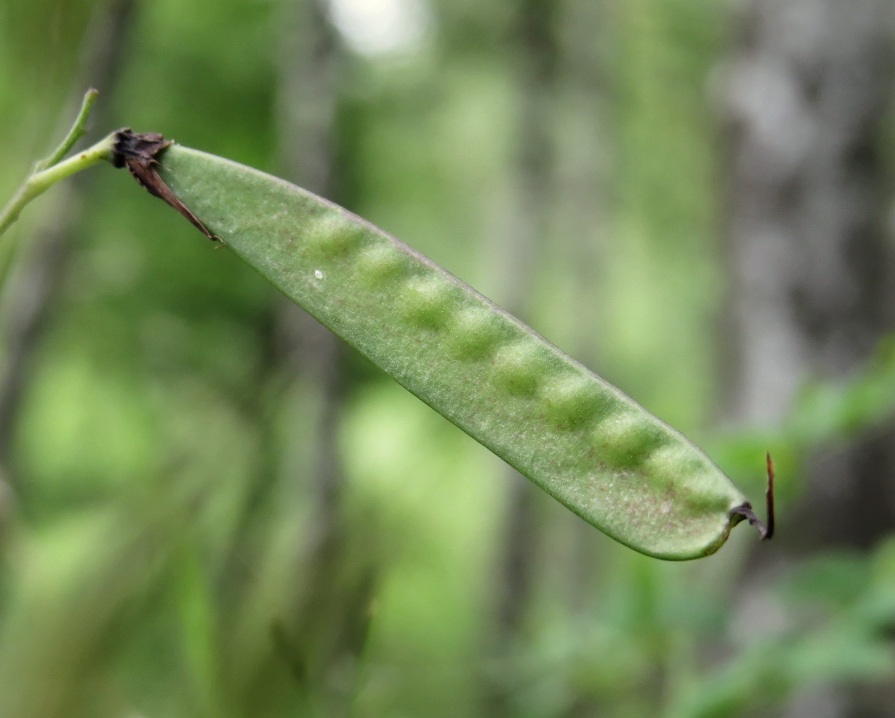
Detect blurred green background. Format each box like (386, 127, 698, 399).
(1, 0, 895, 716)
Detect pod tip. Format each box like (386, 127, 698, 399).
(730, 452, 775, 541)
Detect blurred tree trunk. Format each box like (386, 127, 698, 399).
(262, 1, 374, 714)
(0, 0, 137, 503)
(485, 0, 558, 712)
(275, 0, 344, 542)
(722, 6, 895, 711)
(551, 0, 612, 617)
(721, 0, 895, 553)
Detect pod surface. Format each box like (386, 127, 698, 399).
(160, 145, 748, 559)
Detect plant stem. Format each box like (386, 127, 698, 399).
(0, 88, 113, 241)
(0, 131, 117, 240)
(35, 88, 100, 171)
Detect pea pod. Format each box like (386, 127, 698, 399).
(136, 138, 765, 560)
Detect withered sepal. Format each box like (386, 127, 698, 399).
(112, 129, 217, 241)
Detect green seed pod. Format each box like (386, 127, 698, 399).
(150, 144, 762, 560)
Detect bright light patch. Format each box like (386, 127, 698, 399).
(327, 0, 431, 57)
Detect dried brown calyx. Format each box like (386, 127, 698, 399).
(112, 129, 217, 241)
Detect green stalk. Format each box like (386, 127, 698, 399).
(0, 90, 115, 240)
(35, 88, 100, 171)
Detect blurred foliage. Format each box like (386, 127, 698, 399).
(1, 0, 895, 716)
